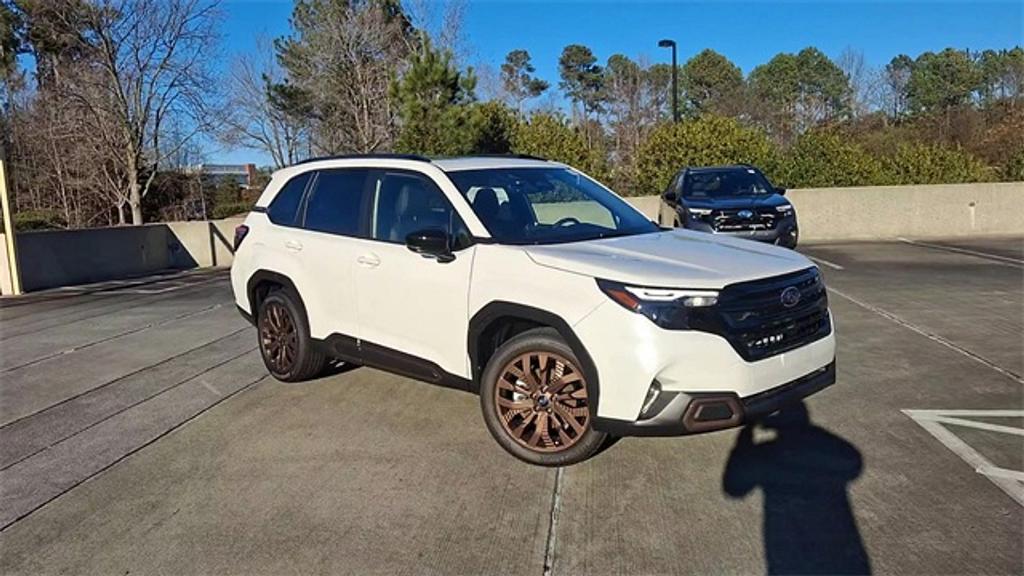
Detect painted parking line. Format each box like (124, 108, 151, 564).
(826, 286, 1022, 384)
(806, 255, 845, 270)
(904, 410, 1024, 506)
(897, 238, 1024, 267)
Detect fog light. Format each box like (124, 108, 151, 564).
(682, 295, 718, 307)
(640, 381, 662, 418)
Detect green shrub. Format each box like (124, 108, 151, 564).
(882, 142, 992, 185)
(468, 101, 517, 154)
(1003, 148, 1024, 181)
(634, 116, 779, 197)
(778, 130, 886, 188)
(9, 209, 66, 232)
(210, 202, 252, 220)
(512, 113, 608, 183)
(211, 180, 243, 207)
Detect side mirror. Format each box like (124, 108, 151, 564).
(406, 229, 454, 263)
(662, 189, 678, 203)
(776, 187, 787, 196)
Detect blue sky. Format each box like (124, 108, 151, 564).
(216, 0, 1023, 164)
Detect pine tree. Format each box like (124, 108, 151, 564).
(392, 35, 477, 155)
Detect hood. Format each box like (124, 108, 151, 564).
(524, 229, 813, 289)
(682, 194, 786, 211)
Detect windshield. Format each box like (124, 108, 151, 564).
(683, 169, 774, 198)
(447, 167, 659, 245)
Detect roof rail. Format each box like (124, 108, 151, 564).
(472, 153, 549, 161)
(294, 153, 432, 166)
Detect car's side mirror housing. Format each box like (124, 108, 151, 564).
(776, 187, 787, 196)
(406, 229, 455, 263)
(662, 189, 678, 203)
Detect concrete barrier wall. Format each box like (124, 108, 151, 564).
(2, 182, 1022, 293)
(4, 218, 244, 293)
(15, 225, 173, 292)
(166, 218, 244, 269)
(624, 181, 1024, 241)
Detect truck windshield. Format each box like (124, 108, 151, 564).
(447, 167, 659, 245)
(684, 169, 773, 198)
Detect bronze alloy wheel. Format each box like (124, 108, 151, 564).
(495, 351, 591, 452)
(260, 301, 298, 374)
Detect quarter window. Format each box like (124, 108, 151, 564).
(302, 169, 370, 236)
(267, 172, 311, 226)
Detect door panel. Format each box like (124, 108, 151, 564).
(354, 171, 474, 378)
(294, 169, 370, 340)
(254, 171, 314, 320)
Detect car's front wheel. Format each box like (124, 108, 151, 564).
(257, 290, 327, 382)
(480, 328, 607, 466)
(780, 226, 799, 249)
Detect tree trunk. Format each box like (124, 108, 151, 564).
(130, 193, 143, 225)
(127, 153, 144, 225)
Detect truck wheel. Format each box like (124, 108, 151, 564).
(480, 328, 607, 466)
(257, 290, 327, 382)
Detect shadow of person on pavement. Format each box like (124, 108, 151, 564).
(723, 402, 871, 575)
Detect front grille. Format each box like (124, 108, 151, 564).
(691, 268, 831, 361)
(706, 208, 777, 232)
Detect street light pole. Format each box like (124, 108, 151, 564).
(658, 39, 679, 123)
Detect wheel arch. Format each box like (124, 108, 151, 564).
(468, 301, 600, 416)
(245, 270, 310, 328)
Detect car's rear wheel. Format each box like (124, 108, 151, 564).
(480, 328, 606, 466)
(258, 290, 327, 382)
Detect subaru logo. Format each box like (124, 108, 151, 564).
(737, 209, 754, 219)
(780, 286, 801, 308)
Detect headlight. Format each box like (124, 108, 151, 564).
(597, 279, 719, 329)
(775, 204, 793, 214)
(687, 208, 712, 216)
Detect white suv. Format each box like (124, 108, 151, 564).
(231, 154, 836, 466)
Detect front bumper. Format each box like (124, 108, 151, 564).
(573, 294, 836, 427)
(684, 216, 798, 246)
(591, 361, 836, 436)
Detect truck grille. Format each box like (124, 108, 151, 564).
(704, 208, 777, 232)
(691, 268, 831, 361)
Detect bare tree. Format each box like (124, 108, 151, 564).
(67, 0, 220, 225)
(406, 0, 468, 63)
(837, 47, 881, 119)
(220, 38, 307, 169)
(273, 0, 416, 154)
(604, 54, 669, 191)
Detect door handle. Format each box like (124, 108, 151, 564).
(357, 254, 381, 268)
(284, 240, 303, 252)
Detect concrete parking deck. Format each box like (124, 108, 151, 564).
(1, 237, 1021, 575)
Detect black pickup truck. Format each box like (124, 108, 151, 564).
(658, 165, 799, 248)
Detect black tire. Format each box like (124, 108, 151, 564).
(781, 226, 799, 249)
(257, 290, 327, 382)
(480, 327, 607, 466)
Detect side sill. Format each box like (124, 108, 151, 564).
(315, 333, 476, 395)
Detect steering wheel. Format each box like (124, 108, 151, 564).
(552, 216, 581, 227)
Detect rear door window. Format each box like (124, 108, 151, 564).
(302, 169, 371, 236)
(266, 172, 312, 226)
